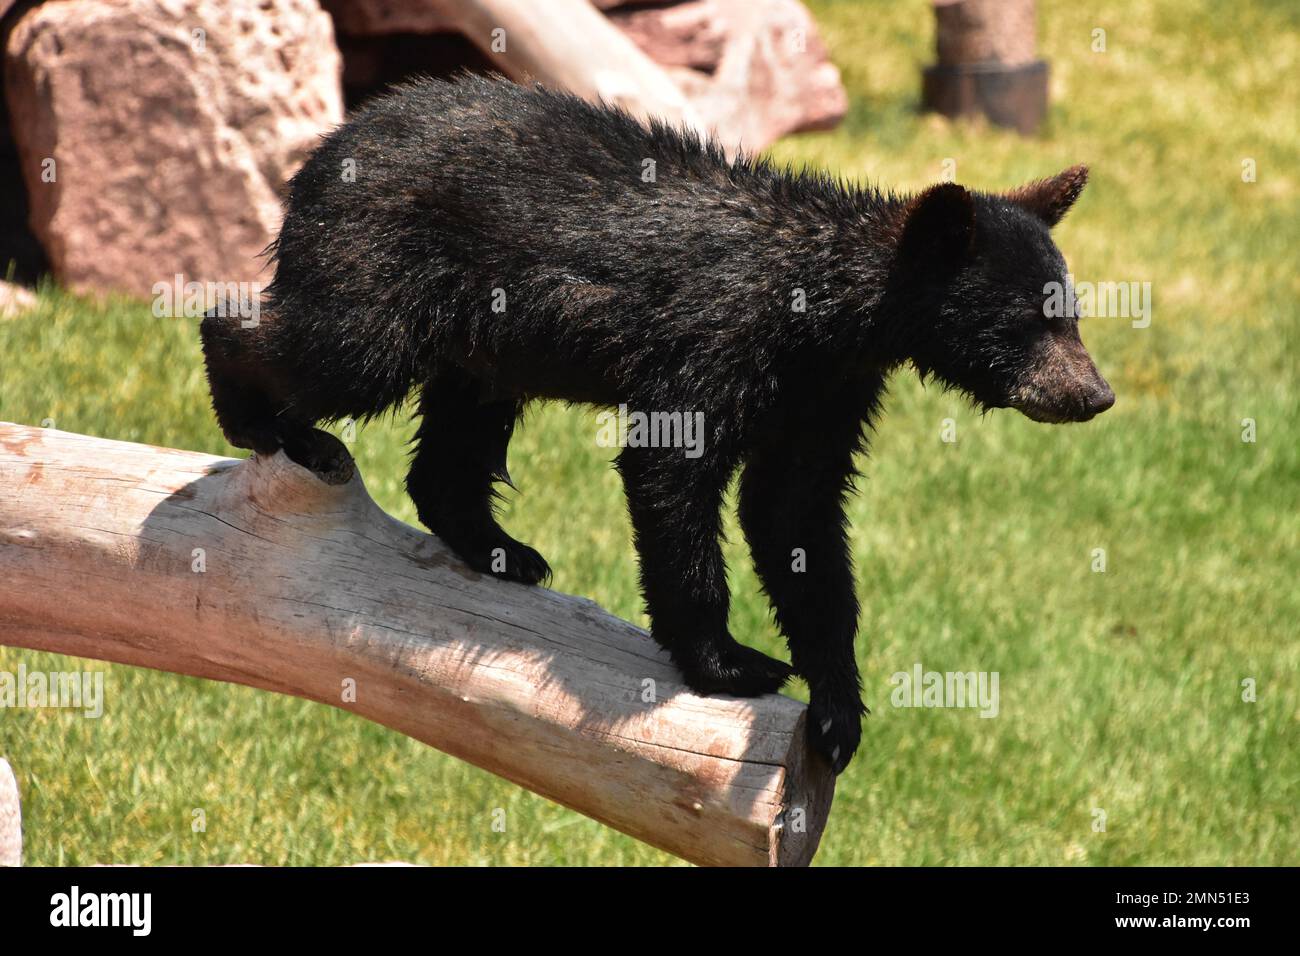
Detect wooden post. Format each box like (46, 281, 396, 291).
(921, 0, 1048, 135)
(0, 423, 834, 866)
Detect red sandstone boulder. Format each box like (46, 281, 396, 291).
(3, 0, 343, 297)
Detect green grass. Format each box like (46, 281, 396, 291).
(1, 0, 1297, 865)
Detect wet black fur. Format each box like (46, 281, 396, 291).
(202, 74, 1098, 772)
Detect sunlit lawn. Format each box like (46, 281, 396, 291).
(1, 0, 1296, 865)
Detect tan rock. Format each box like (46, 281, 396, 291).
(674, 0, 847, 152)
(3, 0, 343, 298)
(606, 0, 727, 72)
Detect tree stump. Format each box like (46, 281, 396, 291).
(921, 0, 1048, 134)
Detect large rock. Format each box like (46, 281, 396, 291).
(605, 0, 727, 72)
(3, 0, 343, 297)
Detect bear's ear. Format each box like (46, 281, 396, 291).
(1006, 164, 1089, 227)
(895, 182, 976, 269)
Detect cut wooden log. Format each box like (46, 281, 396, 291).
(432, 0, 706, 139)
(0, 423, 835, 866)
(0, 758, 19, 867)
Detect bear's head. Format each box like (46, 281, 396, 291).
(890, 165, 1114, 423)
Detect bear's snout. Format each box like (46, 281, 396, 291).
(1012, 331, 1114, 423)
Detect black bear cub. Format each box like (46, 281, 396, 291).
(201, 75, 1113, 773)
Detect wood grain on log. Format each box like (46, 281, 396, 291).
(436, 0, 706, 138)
(0, 423, 835, 866)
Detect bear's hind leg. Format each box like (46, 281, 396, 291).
(200, 309, 354, 485)
(406, 371, 550, 585)
(200, 308, 283, 456)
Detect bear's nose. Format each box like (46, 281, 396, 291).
(1085, 381, 1115, 415)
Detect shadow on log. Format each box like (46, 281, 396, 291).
(0, 423, 835, 866)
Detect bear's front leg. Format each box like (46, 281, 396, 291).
(616, 445, 793, 697)
(739, 435, 867, 774)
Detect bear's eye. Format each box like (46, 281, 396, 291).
(1039, 277, 1077, 323)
